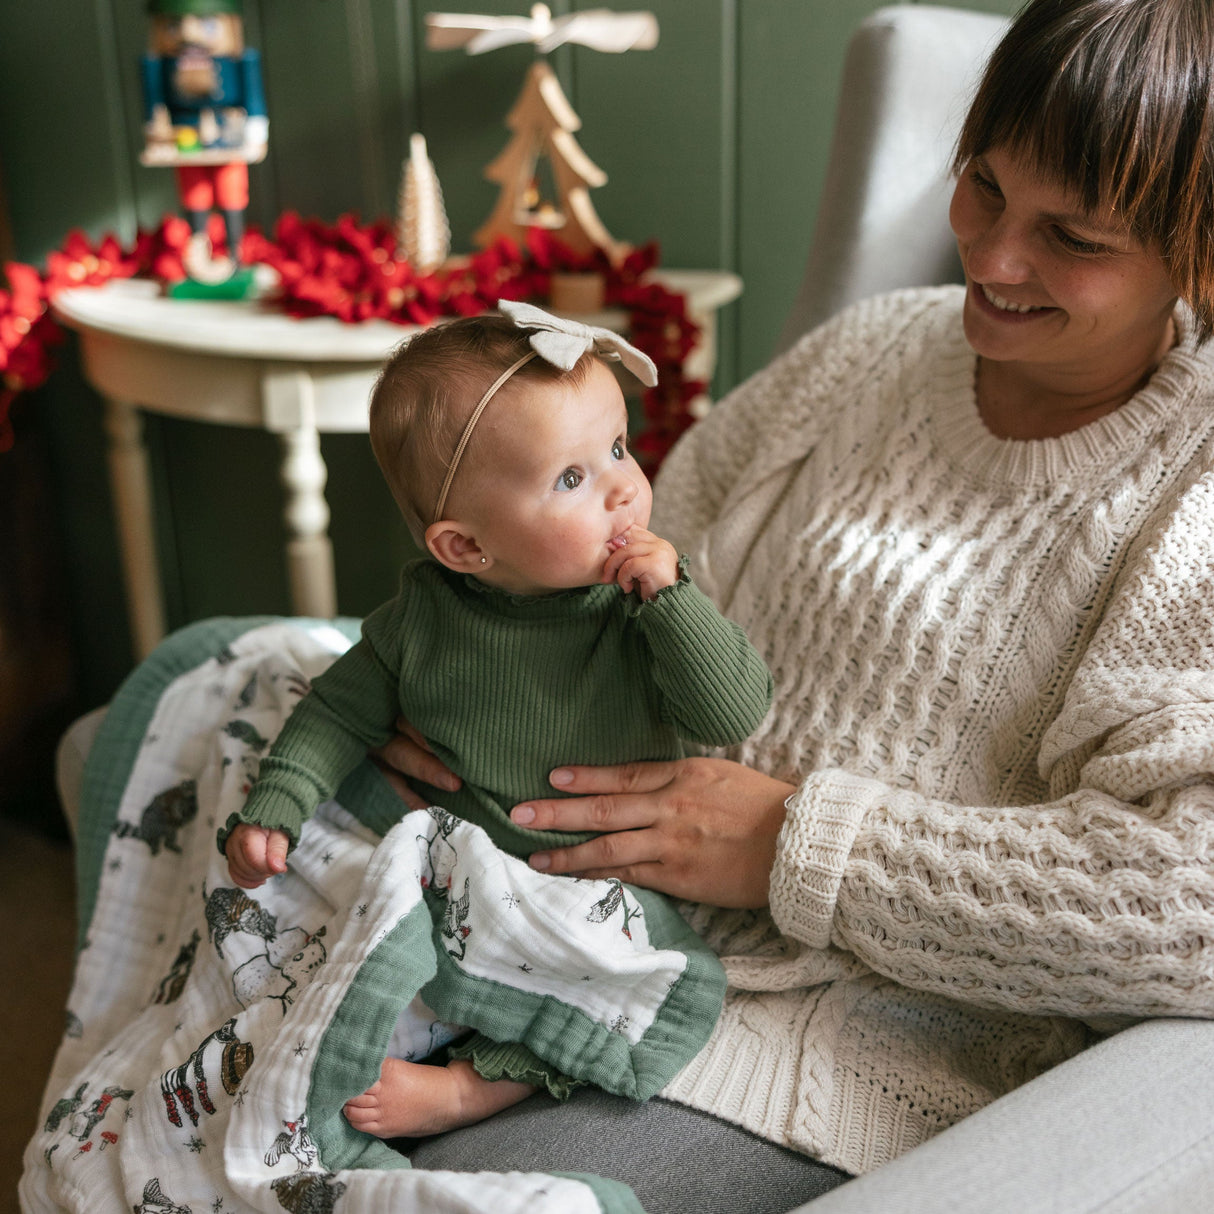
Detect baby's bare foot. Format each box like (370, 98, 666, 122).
(343, 1058, 536, 1138)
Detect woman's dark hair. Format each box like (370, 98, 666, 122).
(955, 0, 1214, 337)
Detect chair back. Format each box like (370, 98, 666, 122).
(775, 5, 1009, 353)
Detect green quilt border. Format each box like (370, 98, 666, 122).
(307, 902, 436, 1173)
(307, 898, 648, 1212)
(75, 616, 361, 951)
(556, 1173, 647, 1214)
(421, 884, 726, 1102)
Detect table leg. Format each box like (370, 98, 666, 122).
(102, 398, 167, 660)
(278, 422, 336, 619)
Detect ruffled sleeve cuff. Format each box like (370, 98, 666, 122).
(215, 787, 305, 857)
(622, 553, 693, 616)
(769, 769, 884, 948)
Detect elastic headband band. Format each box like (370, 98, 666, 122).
(431, 351, 537, 524)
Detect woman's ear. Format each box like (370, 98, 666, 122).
(425, 521, 487, 573)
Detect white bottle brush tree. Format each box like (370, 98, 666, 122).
(397, 133, 452, 272)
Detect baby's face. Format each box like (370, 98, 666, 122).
(459, 359, 652, 596)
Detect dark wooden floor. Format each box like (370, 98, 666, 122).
(1, 819, 75, 1214)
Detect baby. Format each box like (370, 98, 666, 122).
(221, 300, 773, 1138)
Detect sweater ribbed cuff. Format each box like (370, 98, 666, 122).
(769, 769, 883, 949)
(215, 786, 305, 857)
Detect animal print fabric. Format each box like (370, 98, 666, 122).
(21, 619, 723, 1213)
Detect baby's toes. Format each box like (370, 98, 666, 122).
(343, 1101, 378, 1131)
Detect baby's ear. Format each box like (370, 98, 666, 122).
(425, 521, 486, 573)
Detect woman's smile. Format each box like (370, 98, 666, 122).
(974, 282, 1055, 317)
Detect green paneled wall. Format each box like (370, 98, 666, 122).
(0, 0, 1018, 710)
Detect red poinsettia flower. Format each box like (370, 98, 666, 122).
(0, 309, 64, 451)
(438, 257, 491, 318)
(334, 213, 396, 265)
(2, 261, 46, 320)
(623, 286, 699, 366)
(526, 227, 604, 275)
(467, 237, 538, 305)
(373, 256, 446, 327)
(606, 241, 660, 296)
(132, 215, 195, 283)
(44, 228, 139, 295)
(2, 209, 703, 471)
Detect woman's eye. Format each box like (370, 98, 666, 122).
(611, 439, 626, 461)
(555, 469, 582, 492)
(1052, 227, 1106, 256)
(969, 167, 1002, 198)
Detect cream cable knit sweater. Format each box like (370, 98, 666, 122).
(651, 285, 1214, 1175)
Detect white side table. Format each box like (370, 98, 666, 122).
(54, 271, 742, 659)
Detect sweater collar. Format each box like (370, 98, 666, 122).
(452, 566, 621, 619)
(928, 289, 1213, 489)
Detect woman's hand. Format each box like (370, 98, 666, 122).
(370, 717, 461, 810)
(509, 757, 795, 907)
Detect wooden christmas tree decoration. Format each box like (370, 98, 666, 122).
(397, 133, 451, 272)
(475, 59, 625, 261)
(426, 5, 658, 268)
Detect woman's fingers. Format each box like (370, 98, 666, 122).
(510, 762, 679, 834)
(528, 827, 667, 877)
(552, 759, 680, 795)
(370, 718, 461, 806)
(369, 757, 433, 811)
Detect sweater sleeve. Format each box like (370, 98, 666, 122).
(217, 596, 405, 853)
(628, 562, 773, 746)
(770, 470, 1214, 1021)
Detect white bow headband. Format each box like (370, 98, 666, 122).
(431, 300, 659, 524)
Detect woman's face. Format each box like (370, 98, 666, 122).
(949, 146, 1178, 383)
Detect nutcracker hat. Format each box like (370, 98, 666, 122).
(147, 0, 243, 16)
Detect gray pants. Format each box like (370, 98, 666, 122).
(409, 1018, 1214, 1214)
(406, 1090, 850, 1213)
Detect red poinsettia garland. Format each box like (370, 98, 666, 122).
(0, 215, 705, 466)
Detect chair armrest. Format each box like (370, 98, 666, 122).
(796, 1017, 1214, 1213)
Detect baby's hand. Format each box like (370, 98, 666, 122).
(225, 824, 290, 890)
(602, 526, 679, 601)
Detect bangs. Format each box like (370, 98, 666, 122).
(956, 0, 1214, 244)
(954, 0, 1214, 336)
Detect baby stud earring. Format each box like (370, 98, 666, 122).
(480, 556, 487, 565)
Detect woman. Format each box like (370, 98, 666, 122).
(381, 1, 1214, 1208)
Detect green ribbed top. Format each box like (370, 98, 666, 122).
(224, 559, 772, 857)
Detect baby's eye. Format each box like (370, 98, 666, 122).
(611, 439, 626, 461)
(555, 468, 582, 492)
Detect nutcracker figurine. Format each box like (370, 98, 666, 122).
(140, 0, 268, 292)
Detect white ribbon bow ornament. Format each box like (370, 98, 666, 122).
(497, 298, 658, 387)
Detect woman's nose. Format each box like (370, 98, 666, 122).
(965, 213, 1031, 284)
